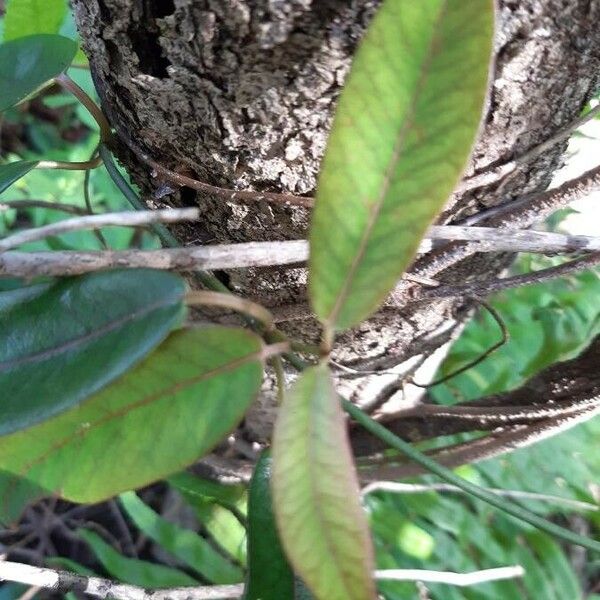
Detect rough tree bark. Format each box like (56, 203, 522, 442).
(72, 0, 600, 468)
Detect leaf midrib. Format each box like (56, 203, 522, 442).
(0, 294, 182, 372)
(325, 0, 448, 329)
(306, 369, 359, 599)
(8, 347, 263, 487)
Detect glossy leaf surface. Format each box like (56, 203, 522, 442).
(309, 0, 494, 331)
(0, 161, 38, 195)
(3, 0, 68, 40)
(119, 491, 243, 584)
(244, 451, 295, 600)
(0, 34, 77, 111)
(0, 327, 265, 508)
(0, 270, 186, 435)
(272, 364, 376, 600)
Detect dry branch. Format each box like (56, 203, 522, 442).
(0, 559, 526, 597)
(0, 560, 243, 600)
(354, 335, 600, 474)
(2, 225, 600, 278)
(0, 209, 200, 252)
(374, 566, 524, 587)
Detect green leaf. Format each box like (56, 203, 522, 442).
(171, 473, 248, 565)
(184, 491, 248, 566)
(0, 470, 47, 525)
(0, 327, 265, 507)
(244, 451, 295, 600)
(272, 364, 376, 600)
(78, 529, 198, 588)
(309, 0, 494, 331)
(0, 35, 77, 111)
(119, 491, 243, 584)
(45, 557, 96, 578)
(169, 472, 247, 513)
(0, 270, 187, 435)
(0, 161, 39, 195)
(4, 0, 68, 41)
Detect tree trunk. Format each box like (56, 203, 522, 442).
(72, 0, 600, 454)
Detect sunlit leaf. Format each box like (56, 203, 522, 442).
(244, 451, 294, 600)
(78, 529, 198, 588)
(272, 364, 376, 600)
(309, 0, 494, 331)
(0, 270, 186, 435)
(0, 161, 39, 195)
(119, 491, 243, 584)
(3, 0, 68, 41)
(0, 327, 265, 508)
(0, 35, 77, 111)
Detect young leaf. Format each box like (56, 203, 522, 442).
(244, 451, 295, 600)
(309, 0, 494, 331)
(0, 35, 77, 111)
(0, 270, 187, 435)
(119, 491, 244, 584)
(3, 0, 68, 41)
(0, 327, 265, 507)
(272, 364, 376, 600)
(78, 529, 198, 588)
(0, 161, 39, 195)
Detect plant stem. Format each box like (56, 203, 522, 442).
(55, 73, 112, 142)
(342, 399, 600, 553)
(37, 156, 102, 170)
(185, 290, 274, 331)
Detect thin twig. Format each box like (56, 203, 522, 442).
(117, 132, 312, 209)
(361, 482, 599, 511)
(408, 164, 600, 286)
(457, 104, 600, 195)
(36, 156, 103, 171)
(55, 73, 112, 142)
(98, 145, 183, 250)
(410, 300, 507, 387)
(0, 208, 200, 252)
(0, 560, 243, 600)
(362, 402, 600, 481)
(374, 566, 525, 587)
(344, 399, 600, 552)
(3, 222, 600, 273)
(0, 243, 306, 277)
(185, 290, 275, 331)
(0, 200, 89, 215)
(426, 225, 600, 253)
(1, 242, 596, 280)
(83, 143, 109, 249)
(426, 252, 600, 299)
